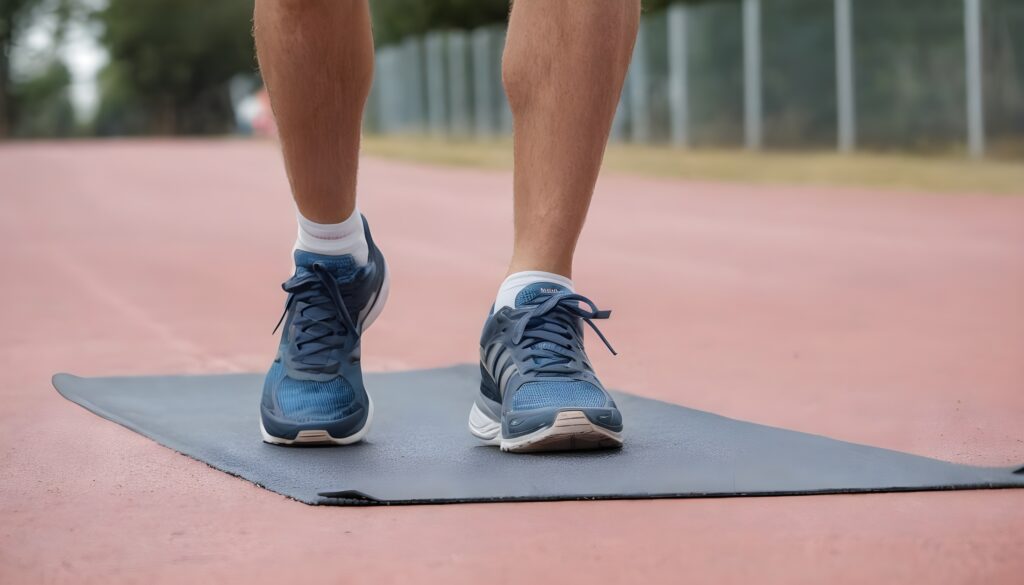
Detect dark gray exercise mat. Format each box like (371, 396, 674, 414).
(52, 365, 1024, 505)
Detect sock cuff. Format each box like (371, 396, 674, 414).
(294, 207, 369, 263)
(296, 208, 362, 240)
(499, 271, 574, 292)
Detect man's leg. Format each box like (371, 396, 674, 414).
(254, 0, 388, 446)
(504, 0, 639, 279)
(470, 1, 639, 452)
(254, 0, 372, 223)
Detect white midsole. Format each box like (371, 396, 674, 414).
(467, 402, 622, 452)
(467, 402, 502, 444)
(260, 395, 374, 446)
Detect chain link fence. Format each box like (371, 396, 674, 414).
(365, 0, 1024, 158)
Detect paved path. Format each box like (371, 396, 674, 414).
(1, 140, 1022, 583)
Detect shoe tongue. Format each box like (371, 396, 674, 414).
(515, 282, 571, 308)
(293, 250, 357, 278)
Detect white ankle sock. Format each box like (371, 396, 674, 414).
(294, 208, 369, 264)
(494, 271, 575, 311)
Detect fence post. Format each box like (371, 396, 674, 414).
(667, 3, 690, 148)
(424, 32, 447, 138)
(964, 0, 985, 159)
(447, 30, 471, 137)
(471, 27, 496, 138)
(365, 56, 382, 134)
(611, 67, 630, 143)
(743, 0, 763, 150)
(835, 0, 856, 152)
(628, 19, 650, 143)
(401, 36, 425, 133)
(497, 29, 513, 135)
(373, 47, 403, 134)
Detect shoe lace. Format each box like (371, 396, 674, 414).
(510, 291, 617, 377)
(272, 263, 360, 375)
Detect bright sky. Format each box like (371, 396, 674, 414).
(63, 16, 108, 120)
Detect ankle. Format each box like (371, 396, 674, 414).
(506, 256, 573, 280)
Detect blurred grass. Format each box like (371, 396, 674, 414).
(361, 135, 1024, 195)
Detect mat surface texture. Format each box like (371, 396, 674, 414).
(53, 365, 1024, 505)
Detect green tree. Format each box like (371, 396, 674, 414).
(92, 59, 145, 135)
(1, 0, 77, 138)
(1, 0, 43, 136)
(369, 0, 704, 47)
(370, 0, 509, 46)
(10, 58, 74, 136)
(95, 0, 255, 134)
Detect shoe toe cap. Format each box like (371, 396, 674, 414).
(263, 362, 362, 424)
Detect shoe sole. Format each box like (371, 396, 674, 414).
(261, 396, 374, 446)
(468, 402, 623, 453)
(260, 265, 390, 447)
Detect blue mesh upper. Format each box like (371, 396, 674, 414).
(264, 361, 356, 423)
(509, 380, 606, 411)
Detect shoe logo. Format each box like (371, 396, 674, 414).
(539, 287, 562, 294)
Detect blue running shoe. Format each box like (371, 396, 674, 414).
(468, 282, 623, 452)
(260, 216, 388, 445)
